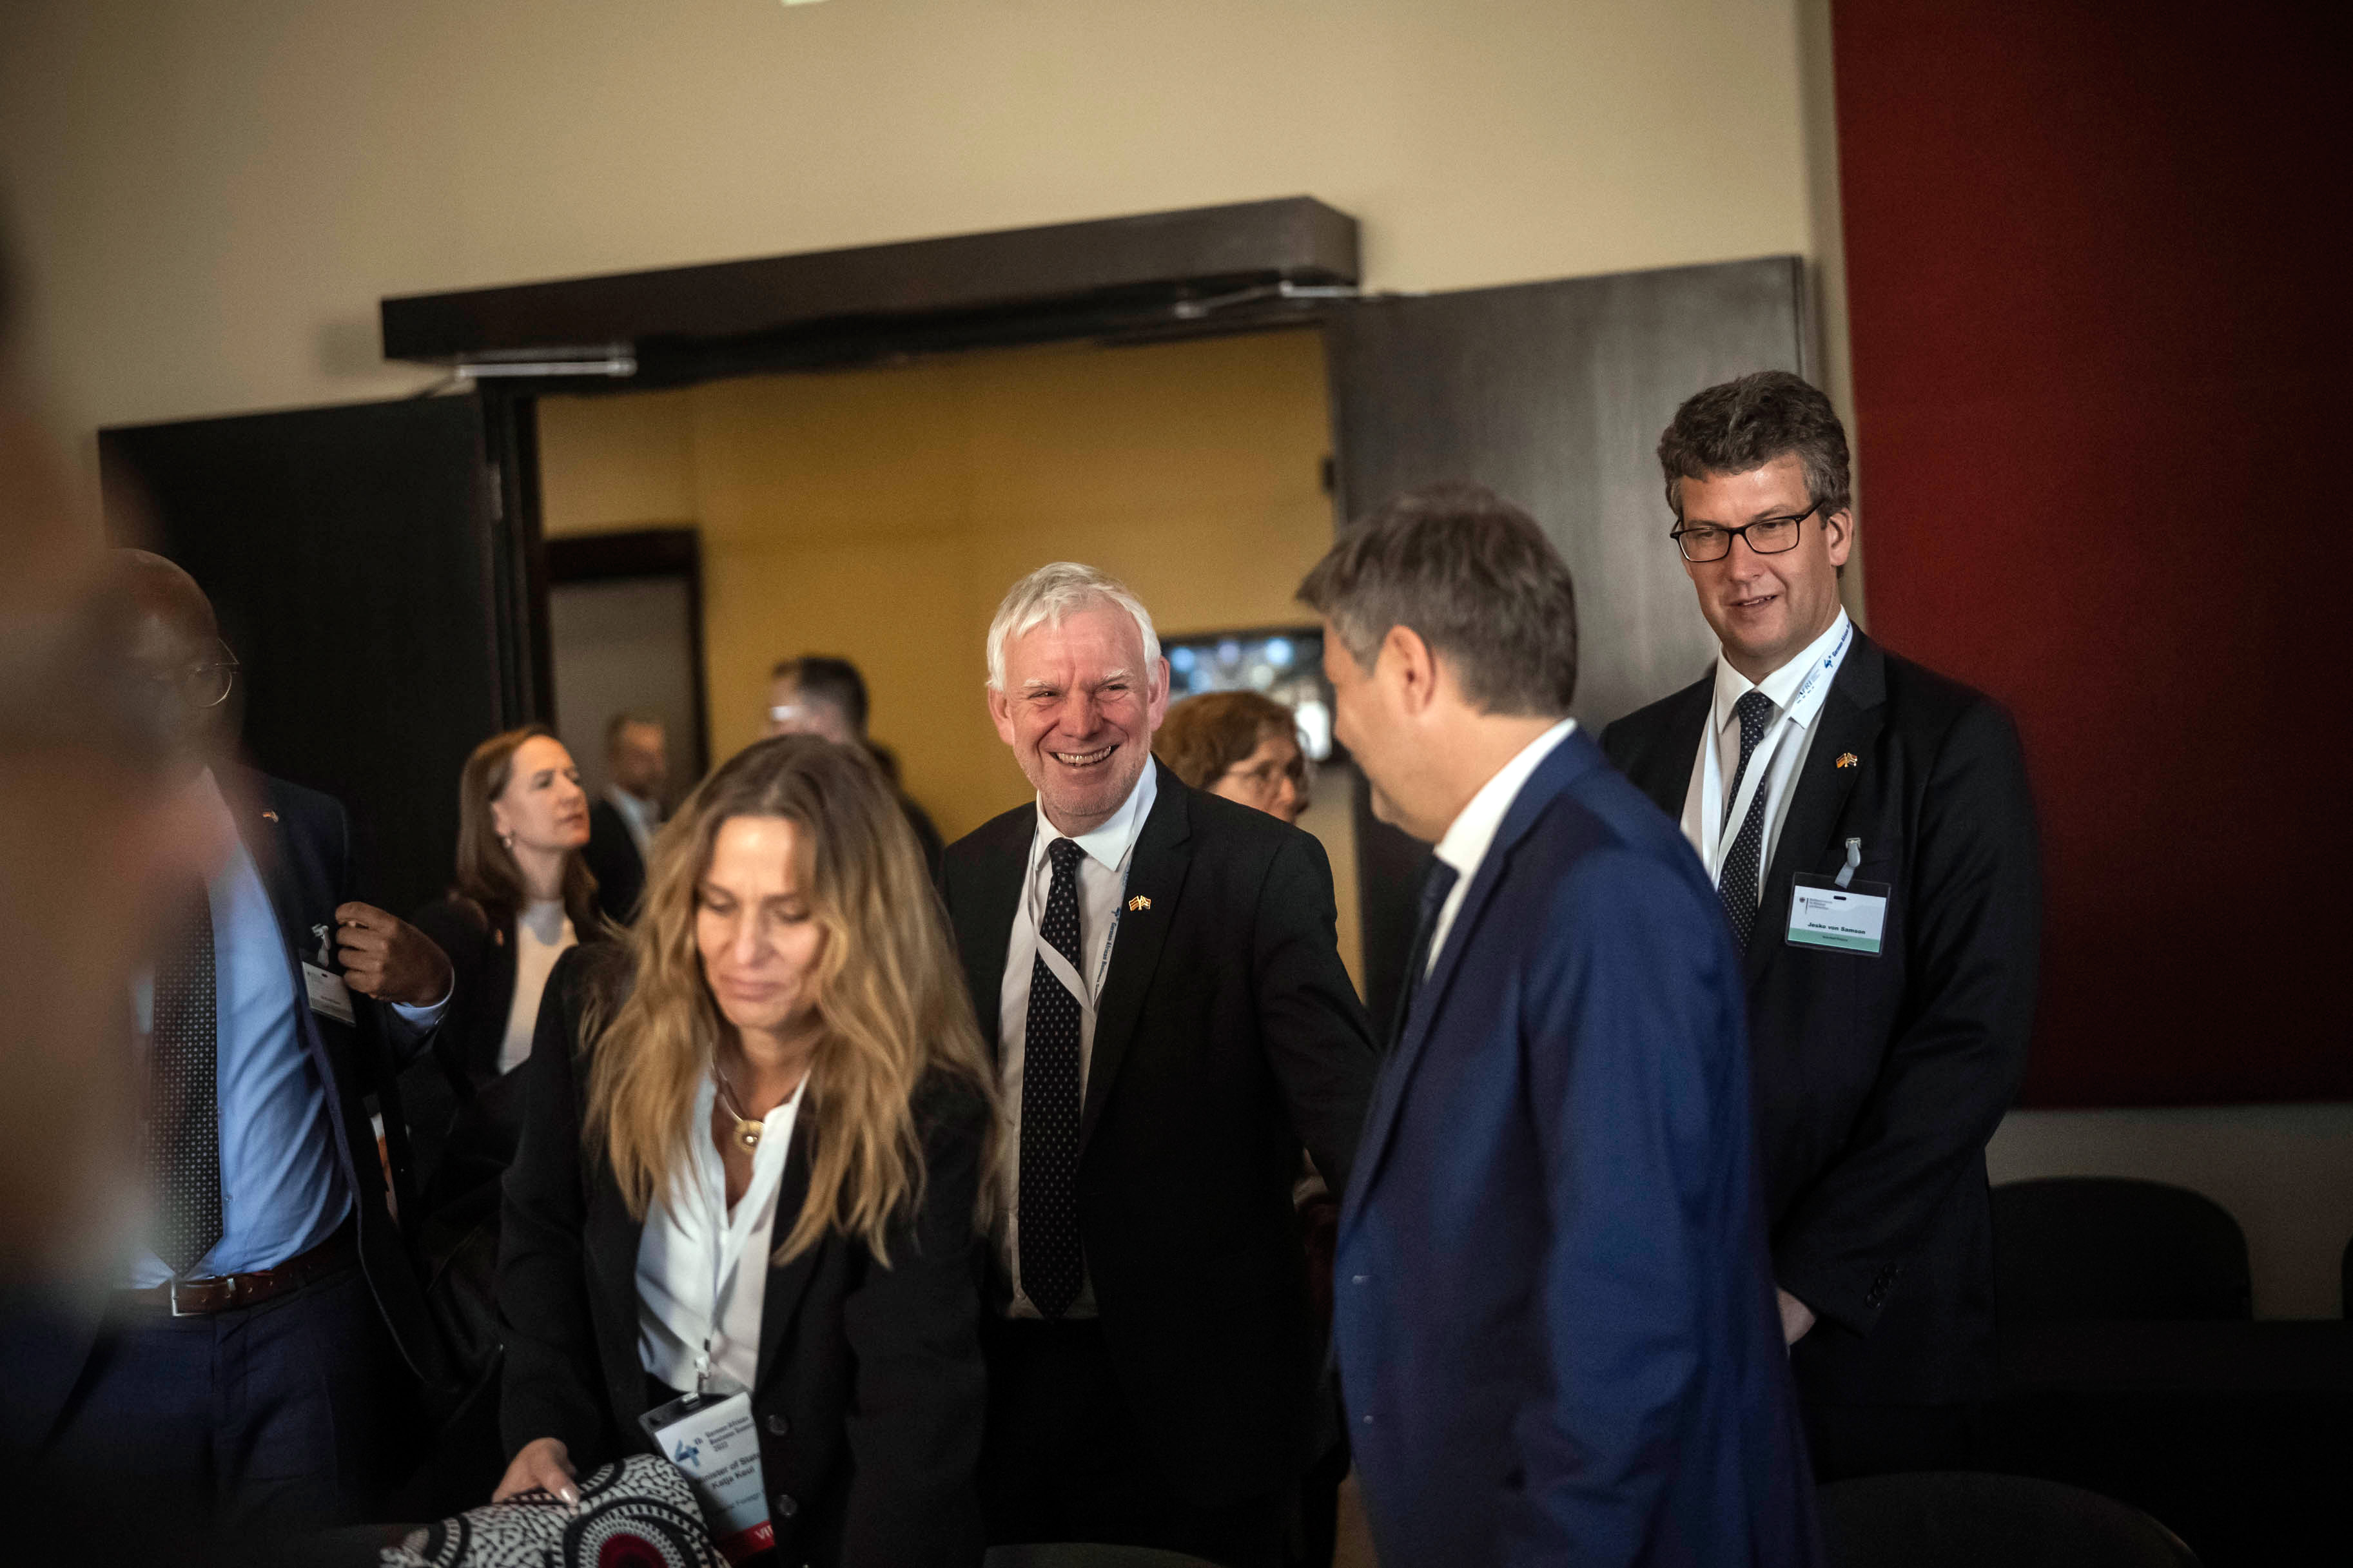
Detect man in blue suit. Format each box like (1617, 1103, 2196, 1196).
(1298, 483, 1819, 1567)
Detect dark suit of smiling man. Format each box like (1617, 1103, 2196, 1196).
(939, 562, 1378, 1568)
(1601, 372, 2042, 1480)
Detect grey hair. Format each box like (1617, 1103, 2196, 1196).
(984, 562, 1162, 692)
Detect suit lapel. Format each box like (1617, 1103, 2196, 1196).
(1079, 762, 1191, 1154)
(1621, 675, 1714, 819)
(957, 806, 1034, 1061)
(1342, 731, 1601, 1229)
(1744, 634, 1888, 986)
(755, 1124, 822, 1397)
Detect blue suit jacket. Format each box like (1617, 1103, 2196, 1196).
(1334, 730, 1821, 1567)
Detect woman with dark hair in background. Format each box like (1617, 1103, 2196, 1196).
(404, 726, 603, 1208)
(1154, 689, 1311, 824)
(495, 735, 995, 1567)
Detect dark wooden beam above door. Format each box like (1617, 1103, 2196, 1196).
(380, 197, 1358, 373)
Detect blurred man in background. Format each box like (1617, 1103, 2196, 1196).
(581, 710, 667, 923)
(766, 652, 944, 876)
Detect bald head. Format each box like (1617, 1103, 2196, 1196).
(108, 550, 234, 751)
(112, 549, 217, 652)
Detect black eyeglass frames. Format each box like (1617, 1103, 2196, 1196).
(1669, 501, 1823, 563)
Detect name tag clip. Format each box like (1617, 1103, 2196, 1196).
(1835, 838, 1862, 891)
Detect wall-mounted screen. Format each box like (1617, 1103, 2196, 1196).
(1163, 625, 1335, 761)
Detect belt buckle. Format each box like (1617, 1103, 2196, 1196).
(168, 1275, 237, 1317)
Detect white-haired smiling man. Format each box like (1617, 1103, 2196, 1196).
(940, 562, 1378, 1567)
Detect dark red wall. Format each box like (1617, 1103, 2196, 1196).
(1831, 1, 2351, 1104)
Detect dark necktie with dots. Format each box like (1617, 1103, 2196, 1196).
(148, 886, 222, 1276)
(1718, 689, 1779, 951)
(1019, 837, 1087, 1319)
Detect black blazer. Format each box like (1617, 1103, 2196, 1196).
(582, 799, 648, 927)
(1601, 631, 2040, 1406)
(1, 773, 450, 1453)
(937, 761, 1380, 1506)
(498, 946, 991, 1568)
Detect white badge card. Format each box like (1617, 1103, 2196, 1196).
(640, 1389, 774, 1562)
(1786, 873, 1890, 955)
(300, 962, 356, 1025)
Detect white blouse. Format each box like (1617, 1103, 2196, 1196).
(498, 899, 576, 1076)
(635, 1073, 808, 1395)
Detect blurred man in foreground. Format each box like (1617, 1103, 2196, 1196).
(1301, 486, 1818, 1567)
(3, 551, 458, 1534)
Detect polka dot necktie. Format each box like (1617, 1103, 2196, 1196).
(1718, 690, 1779, 951)
(1019, 838, 1087, 1319)
(148, 885, 222, 1276)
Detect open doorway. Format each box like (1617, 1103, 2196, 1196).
(534, 326, 1367, 976)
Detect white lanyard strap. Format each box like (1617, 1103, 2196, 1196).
(1703, 619, 1852, 884)
(1023, 844, 1129, 1022)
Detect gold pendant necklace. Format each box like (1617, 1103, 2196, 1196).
(713, 1068, 763, 1150)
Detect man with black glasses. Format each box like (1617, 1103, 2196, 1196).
(1602, 371, 2042, 1480)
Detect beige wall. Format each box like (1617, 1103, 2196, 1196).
(539, 328, 1361, 970)
(1, 0, 1826, 444)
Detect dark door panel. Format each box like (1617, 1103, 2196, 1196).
(101, 394, 520, 915)
(1324, 255, 1811, 1025)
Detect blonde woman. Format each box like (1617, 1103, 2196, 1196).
(494, 735, 995, 1566)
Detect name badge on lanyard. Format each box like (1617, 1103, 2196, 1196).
(640, 1388, 772, 1562)
(1787, 838, 1889, 955)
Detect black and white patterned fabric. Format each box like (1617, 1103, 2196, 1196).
(148, 885, 222, 1275)
(1017, 836, 1087, 1319)
(380, 1456, 723, 1568)
(1717, 690, 1777, 950)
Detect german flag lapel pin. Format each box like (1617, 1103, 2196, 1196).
(261, 809, 280, 822)
(1127, 895, 1152, 912)
(1835, 752, 1860, 769)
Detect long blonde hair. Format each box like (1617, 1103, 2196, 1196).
(583, 735, 993, 1264)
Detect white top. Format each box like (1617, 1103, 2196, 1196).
(1425, 719, 1579, 976)
(498, 899, 576, 1076)
(992, 762, 1158, 1319)
(636, 1072, 808, 1395)
(1679, 610, 1855, 900)
(607, 785, 661, 859)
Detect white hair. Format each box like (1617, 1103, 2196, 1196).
(984, 562, 1162, 691)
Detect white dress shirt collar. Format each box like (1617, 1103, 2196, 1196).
(1711, 608, 1853, 740)
(1030, 757, 1158, 876)
(1424, 718, 1579, 974)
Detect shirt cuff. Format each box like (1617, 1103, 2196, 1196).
(385, 981, 453, 1036)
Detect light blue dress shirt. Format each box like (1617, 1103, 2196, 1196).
(128, 771, 446, 1286)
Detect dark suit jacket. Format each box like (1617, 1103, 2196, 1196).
(582, 799, 649, 927)
(0, 772, 449, 1455)
(938, 760, 1379, 1507)
(1601, 631, 2040, 1407)
(1334, 730, 1819, 1568)
(498, 946, 991, 1568)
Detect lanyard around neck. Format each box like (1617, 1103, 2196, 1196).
(1701, 618, 1852, 881)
